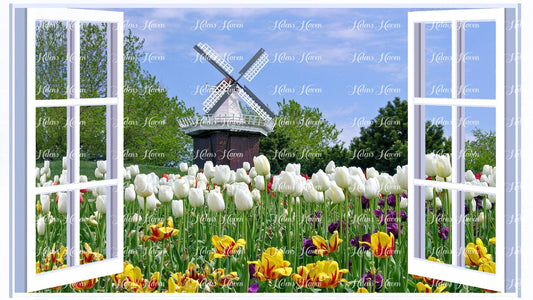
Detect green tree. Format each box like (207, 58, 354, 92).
(465, 128, 496, 173)
(349, 97, 450, 174)
(260, 99, 341, 174)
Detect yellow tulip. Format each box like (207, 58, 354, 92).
(416, 282, 448, 293)
(209, 235, 246, 260)
(212, 268, 240, 287)
(479, 257, 496, 273)
(489, 237, 496, 246)
(357, 287, 369, 293)
(291, 260, 348, 289)
(248, 247, 292, 281)
(360, 231, 394, 258)
(141, 221, 179, 242)
(312, 231, 342, 256)
(465, 238, 492, 266)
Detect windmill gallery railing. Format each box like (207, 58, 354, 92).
(178, 114, 275, 135)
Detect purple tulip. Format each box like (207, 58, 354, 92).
(378, 198, 385, 207)
(249, 263, 256, 279)
(400, 211, 407, 222)
(362, 271, 383, 292)
(386, 210, 397, 223)
(387, 222, 399, 238)
(361, 195, 370, 210)
(350, 235, 360, 248)
(387, 194, 396, 207)
(360, 233, 371, 251)
(438, 226, 449, 240)
(301, 237, 317, 257)
(248, 281, 259, 293)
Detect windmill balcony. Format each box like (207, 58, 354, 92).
(178, 114, 275, 136)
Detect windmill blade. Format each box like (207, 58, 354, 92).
(207, 89, 232, 114)
(203, 79, 231, 113)
(194, 42, 234, 78)
(239, 49, 269, 82)
(238, 85, 275, 121)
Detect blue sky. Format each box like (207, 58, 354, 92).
(120, 8, 496, 144)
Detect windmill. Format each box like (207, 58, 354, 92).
(179, 42, 275, 169)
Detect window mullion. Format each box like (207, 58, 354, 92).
(66, 20, 81, 268)
(451, 20, 466, 268)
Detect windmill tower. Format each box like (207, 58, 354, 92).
(179, 42, 275, 169)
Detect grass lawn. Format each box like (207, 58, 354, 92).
(36, 160, 180, 181)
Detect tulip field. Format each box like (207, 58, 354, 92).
(34, 154, 497, 293)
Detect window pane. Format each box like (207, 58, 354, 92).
(424, 22, 452, 98)
(420, 105, 452, 180)
(463, 107, 496, 186)
(35, 20, 68, 100)
(81, 187, 108, 263)
(36, 107, 68, 187)
(80, 106, 107, 179)
(80, 22, 109, 99)
(463, 22, 496, 100)
(463, 191, 496, 279)
(425, 187, 453, 265)
(35, 191, 68, 275)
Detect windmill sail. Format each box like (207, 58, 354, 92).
(194, 42, 234, 77)
(240, 49, 269, 82)
(203, 79, 231, 113)
(238, 86, 274, 121)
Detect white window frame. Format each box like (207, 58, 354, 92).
(408, 8, 518, 292)
(22, 8, 124, 292)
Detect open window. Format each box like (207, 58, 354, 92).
(408, 8, 518, 292)
(14, 8, 124, 292)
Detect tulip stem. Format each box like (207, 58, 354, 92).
(323, 191, 327, 238)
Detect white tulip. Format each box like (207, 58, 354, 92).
(286, 163, 301, 175)
(137, 194, 157, 211)
(188, 165, 199, 176)
(249, 167, 257, 179)
(97, 160, 107, 174)
(312, 170, 330, 192)
(95, 168, 104, 179)
(334, 166, 352, 189)
(41, 194, 50, 214)
(487, 174, 496, 187)
(212, 165, 231, 186)
(134, 174, 154, 197)
(425, 153, 437, 177)
(293, 176, 305, 197)
(476, 212, 485, 224)
(172, 200, 184, 218)
(465, 170, 476, 182)
(235, 168, 251, 184)
(400, 196, 408, 209)
(173, 178, 190, 199)
(37, 217, 46, 236)
(303, 180, 320, 203)
(349, 167, 365, 182)
(207, 189, 225, 213)
(132, 213, 143, 223)
(62, 156, 68, 170)
(425, 187, 434, 201)
(96, 195, 107, 214)
(188, 187, 205, 207)
(435, 154, 452, 178)
(159, 185, 174, 202)
(435, 196, 442, 209)
(253, 155, 271, 176)
(377, 173, 392, 195)
(59, 173, 68, 185)
(349, 175, 365, 197)
(254, 175, 265, 191)
(204, 161, 216, 178)
(228, 170, 236, 184)
(366, 167, 379, 179)
(124, 168, 132, 180)
(323, 161, 335, 174)
(251, 189, 261, 204)
(43, 160, 50, 173)
(196, 172, 208, 187)
(35, 167, 41, 180)
(483, 165, 493, 176)
(57, 192, 67, 214)
(278, 171, 297, 196)
(159, 177, 168, 185)
(179, 162, 188, 173)
(184, 175, 196, 188)
(483, 199, 492, 210)
(130, 165, 140, 177)
(125, 184, 136, 202)
(364, 177, 381, 199)
(488, 193, 496, 204)
(243, 162, 251, 171)
(326, 182, 345, 203)
(53, 175, 59, 184)
(235, 188, 254, 211)
(396, 165, 408, 190)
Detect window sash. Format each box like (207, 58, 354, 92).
(25, 8, 123, 292)
(407, 8, 514, 292)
